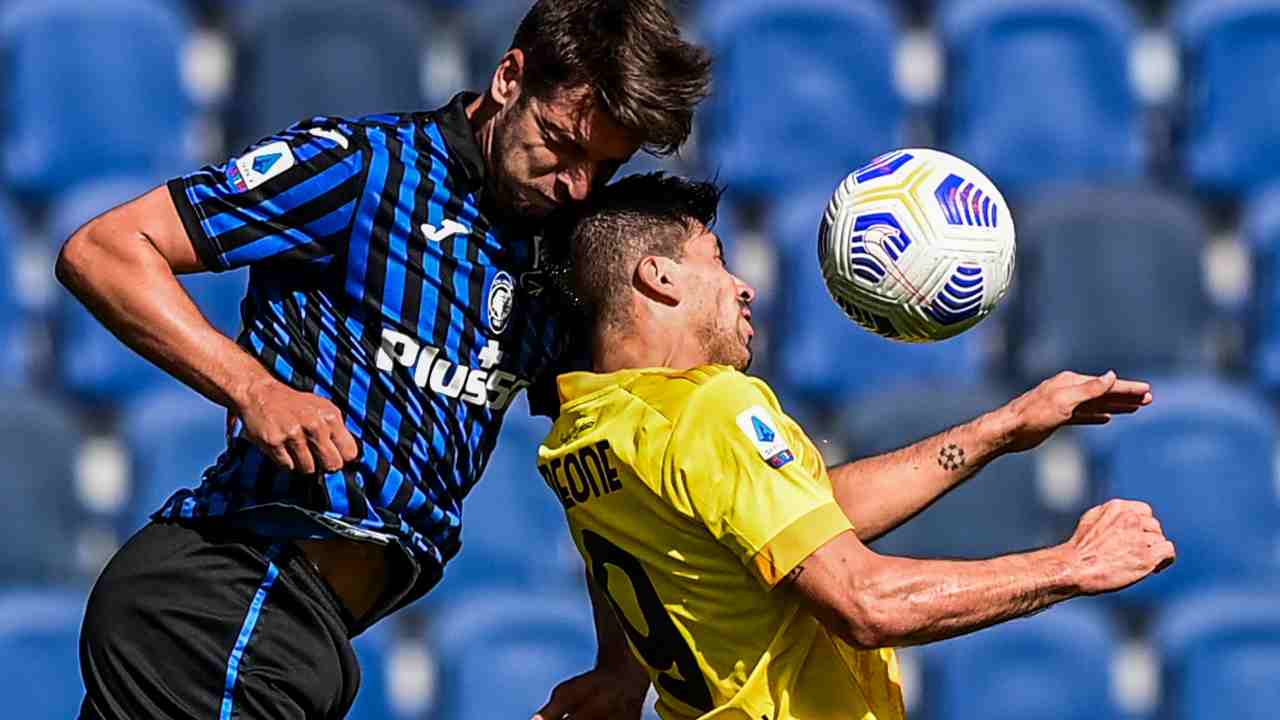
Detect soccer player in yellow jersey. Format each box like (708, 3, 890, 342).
(531, 174, 1177, 720)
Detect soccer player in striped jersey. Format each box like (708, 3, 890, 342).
(534, 174, 1176, 720)
(58, 2, 708, 718)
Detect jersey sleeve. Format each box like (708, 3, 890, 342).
(664, 372, 854, 587)
(166, 117, 368, 273)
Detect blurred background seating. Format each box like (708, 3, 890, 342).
(5, 1, 1279, 718)
(937, 0, 1146, 199)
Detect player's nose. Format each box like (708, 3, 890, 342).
(736, 277, 756, 306)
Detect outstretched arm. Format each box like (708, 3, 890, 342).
(788, 499, 1175, 649)
(828, 371, 1152, 543)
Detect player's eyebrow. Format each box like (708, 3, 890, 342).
(715, 236, 726, 265)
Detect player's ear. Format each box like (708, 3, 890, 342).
(634, 255, 682, 307)
(490, 49, 526, 107)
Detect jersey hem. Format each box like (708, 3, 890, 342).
(751, 502, 853, 587)
(166, 177, 227, 272)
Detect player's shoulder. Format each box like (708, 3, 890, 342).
(633, 365, 781, 423)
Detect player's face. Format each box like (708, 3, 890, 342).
(490, 85, 640, 219)
(680, 227, 757, 371)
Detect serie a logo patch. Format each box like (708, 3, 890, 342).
(735, 405, 794, 469)
(231, 141, 296, 192)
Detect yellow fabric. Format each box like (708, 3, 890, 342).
(539, 365, 907, 720)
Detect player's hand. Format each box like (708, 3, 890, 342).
(1062, 499, 1176, 596)
(233, 378, 360, 474)
(999, 370, 1152, 453)
(532, 663, 650, 720)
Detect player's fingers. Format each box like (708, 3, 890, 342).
(1061, 371, 1118, 405)
(1068, 413, 1112, 426)
(1105, 379, 1152, 398)
(309, 433, 346, 473)
(1077, 399, 1146, 415)
(332, 423, 360, 464)
(1153, 541, 1177, 573)
(284, 434, 317, 475)
(1141, 515, 1164, 536)
(258, 440, 295, 471)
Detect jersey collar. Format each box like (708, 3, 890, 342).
(434, 92, 486, 191)
(557, 367, 684, 406)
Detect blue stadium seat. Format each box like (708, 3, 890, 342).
(0, 393, 86, 582)
(227, 0, 426, 151)
(1007, 186, 1210, 383)
(430, 590, 596, 720)
(49, 177, 247, 404)
(1175, 0, 1280, 199)
(1244, 184, 1280, 394)
(348, 620, 436, 720)
(0, 194, 30, 382)
(1154, 585, 1280, 720)
(457, 0, 527, 91)
(924, 603, 1121, 720)
(767, 189, 988, 410)
(428, 398, 577, 605)
(0, 0, 193, 203)
(839, 383, 1069, 560)
(0, 588, 87, 720)
(1086, 377, 1280, 606)
(698, 0, 905, 198)
(938, 0, 1144, 198)
(120, 388, 229, 528)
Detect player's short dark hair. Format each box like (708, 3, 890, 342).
(512, 0, 711, 156)
(552, 172, 722, 329)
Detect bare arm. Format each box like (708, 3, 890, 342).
(55, 187, 357, 474)
(534, 573, 649, 720)
(828, 408, 1011, 543)
(829, 371, 1153, 543)
(787, 499, 1175, 650)
(56, 187, 268, 407)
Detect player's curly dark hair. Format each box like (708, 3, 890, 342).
(512, 0, 711, 156)
(548, 172, 723, 329)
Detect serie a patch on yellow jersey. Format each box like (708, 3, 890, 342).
(538, 365, 906, 720)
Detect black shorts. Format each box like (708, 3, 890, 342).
(79, 521, 361, 719)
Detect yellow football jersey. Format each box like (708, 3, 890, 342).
(537, 365, 906, 720)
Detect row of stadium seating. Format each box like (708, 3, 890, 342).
(6, 0, 1280, 207)
(4, 580, 1276, 719)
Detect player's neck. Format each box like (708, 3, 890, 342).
(592, 317, 711, 375)
(466, 92, 498, 171)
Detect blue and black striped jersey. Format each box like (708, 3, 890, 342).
(157, 94, 574, 592)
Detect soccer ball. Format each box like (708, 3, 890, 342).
(819, 148, 1016, 342)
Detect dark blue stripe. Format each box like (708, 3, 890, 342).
(201, 152, 364, 237)
(347, 127, 391, 302)
(416, 128, 451, 344)
(219, 545, 283, 720)
(382, 127, 423, 322)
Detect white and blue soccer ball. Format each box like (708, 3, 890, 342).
(819, 148, 1016, 342)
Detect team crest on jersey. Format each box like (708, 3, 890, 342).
(735, 405, 794, 469)
(487, 271, 515, 335)
(232, 141, 296, 192)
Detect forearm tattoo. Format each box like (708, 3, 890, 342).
(937, 443, 966, 471)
